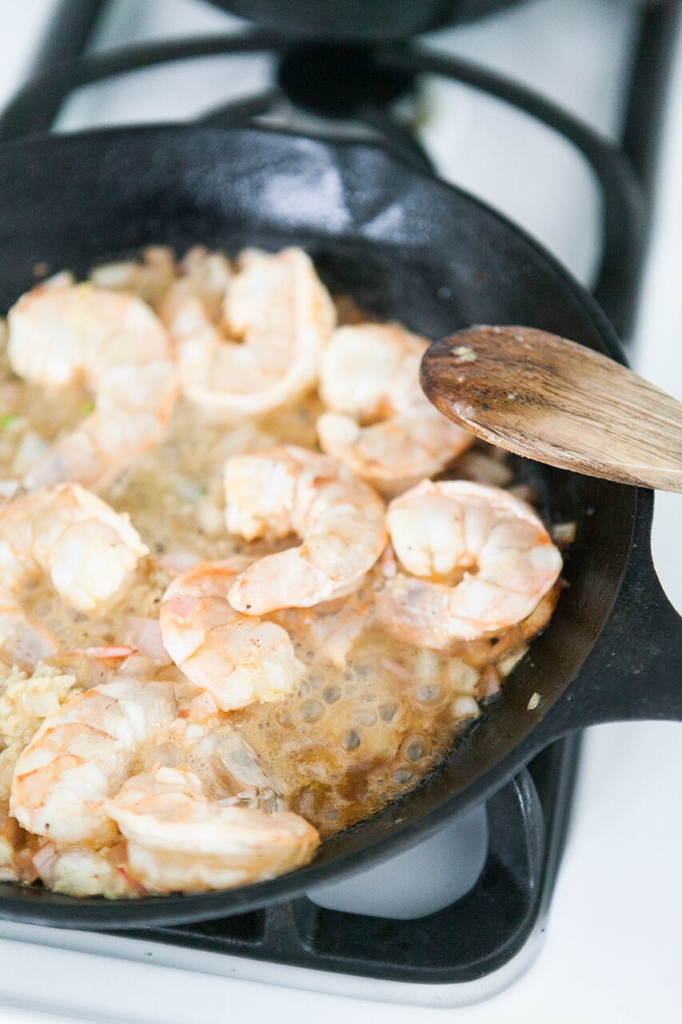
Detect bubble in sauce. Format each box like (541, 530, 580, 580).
(342, 729, 361, 751)
(300, 698, 324, 723)
(415, 682, 443, 705)
(380, 703, 398, 722)
(404, 736, 429, 762)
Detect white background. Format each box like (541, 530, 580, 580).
(0, 1, 681, 1021)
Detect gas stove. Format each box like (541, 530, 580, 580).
(0, 2, 681, 1022)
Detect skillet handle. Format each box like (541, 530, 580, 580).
(538, 491, 682, 740)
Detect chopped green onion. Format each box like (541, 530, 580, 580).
(0, 414, 17, 427)
(80, 401, 95, 416)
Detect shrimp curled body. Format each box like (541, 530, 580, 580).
(104, 766, 320, 894)
(224, 446, 388, 614)
(0, 484, 148, 668)
(317, 324, 473, 492)
(160, 560, 304, 711)
(7, 283, 178, 490)
(376, 480, 562, 647)
(10, 678, 178, 845)
(161, 247, 336, 416)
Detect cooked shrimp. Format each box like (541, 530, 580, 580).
(89, 246, 177, 309)
(319, 324, 426, 417)
(160, 247, 336, 416)
(376, 480, 562, 647)
(166, 719, 286, 806)
(7, 283, 178, 490)
(224, 446, 387, 614)
(0, 484, 148, 669)
(318, 407, 473, 494)
(10, 677, 178, 845)
(172, 245, 233, 321)
(274, 591, 373, 669)
(0, 608, 58, 669)
(34, 842, 137, 898)
(317, 324, 472, 491)
(104, 765, 320, 894)
(160, 559, 304, 711)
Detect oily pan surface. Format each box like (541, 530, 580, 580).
(0, 126, 634, 925)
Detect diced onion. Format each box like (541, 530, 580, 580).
(32, 842, 58, 886)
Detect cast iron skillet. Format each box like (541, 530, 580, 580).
(0, 125, 680, 929)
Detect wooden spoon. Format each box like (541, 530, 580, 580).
(421, 325, 682, 491)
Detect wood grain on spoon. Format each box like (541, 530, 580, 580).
(421, 325, 682, 492)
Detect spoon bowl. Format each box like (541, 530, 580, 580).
(421, 325, 682, 492)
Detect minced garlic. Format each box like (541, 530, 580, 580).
(0, 664, 82, 799)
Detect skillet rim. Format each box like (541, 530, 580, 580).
(0, 123, 638, 927)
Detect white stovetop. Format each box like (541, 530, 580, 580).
(1, 1, 682, 1022)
